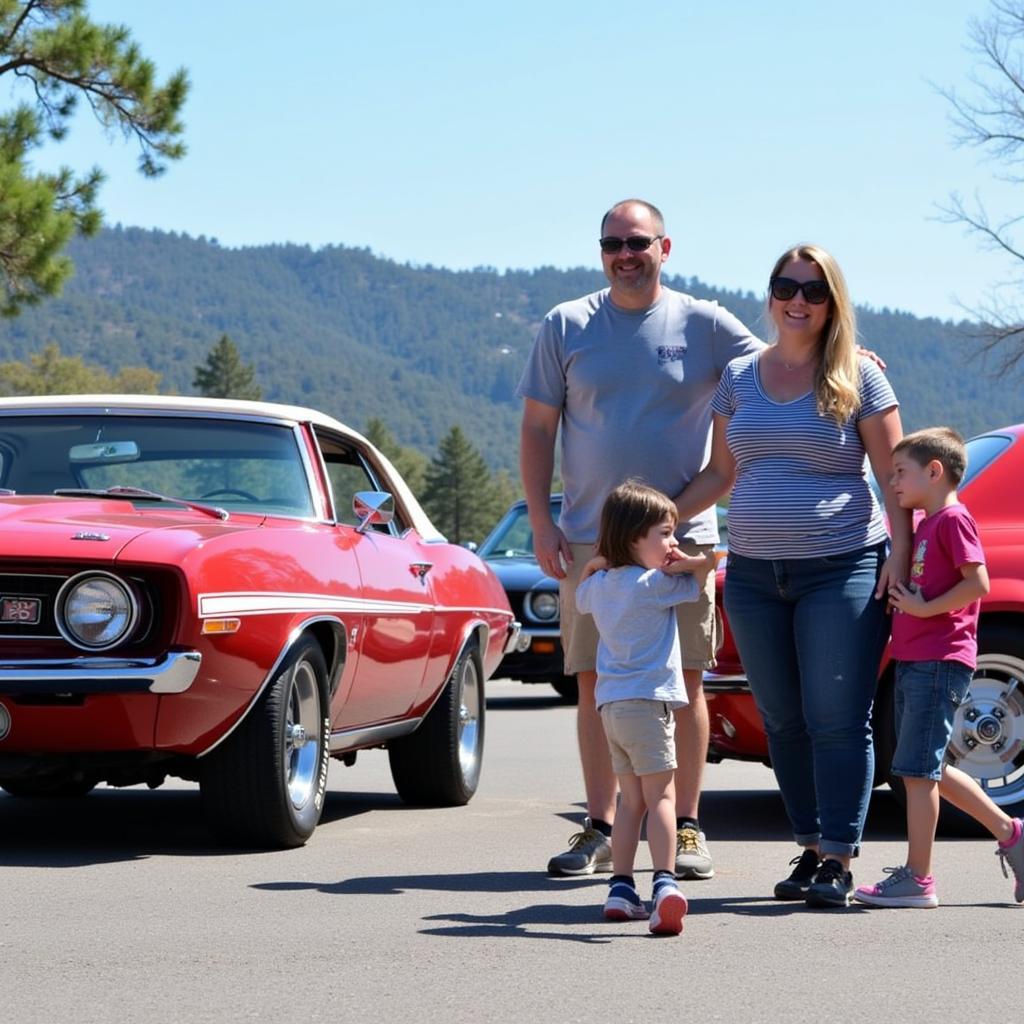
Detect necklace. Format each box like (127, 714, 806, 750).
(774, 348, 816, 372)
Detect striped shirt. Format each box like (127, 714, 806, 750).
(711, 352, 897, 559)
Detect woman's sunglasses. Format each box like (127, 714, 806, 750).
(769, 277, 831, 304)
(599, 234, 663, 254)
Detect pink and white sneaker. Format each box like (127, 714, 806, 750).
(854, 865, 938, 909)
(996, 817, 1024, 904)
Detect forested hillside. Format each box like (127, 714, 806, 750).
(0, 226, 1020, 475)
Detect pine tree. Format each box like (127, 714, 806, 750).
(421, 425, 508, 544)
(0, 1, 188, 315)
(193, 334, 262, 400)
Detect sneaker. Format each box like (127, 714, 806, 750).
(773, 848, 822, 901)
(854, 865, 939, 909)
(604, 880, 648, 921)
(996, 818, 1024, 903)
(675, 825, 714, 880)
(547, 817, 613, 876)
(649, 882, 688, 935)
(805, 857, 854, 908)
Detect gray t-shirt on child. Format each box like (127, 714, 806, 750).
(516, 286, 762, 545)
(575, 565, 700, 709)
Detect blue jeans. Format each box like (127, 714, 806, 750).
(891, 660, 972, 780)
(724, 543, 890, 857)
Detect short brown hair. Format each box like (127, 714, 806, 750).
(596, 480, 678, 568)
(893, 426, 967, 484)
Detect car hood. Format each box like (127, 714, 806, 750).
(0, 496, 264, 562)
(483, 556, 557, 590)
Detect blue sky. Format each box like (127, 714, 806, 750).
(28, 0, 1021, 322)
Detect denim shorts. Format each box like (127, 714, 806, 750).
(891, 660, 973, 780)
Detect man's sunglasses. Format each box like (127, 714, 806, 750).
(769, 277, 831, 304)
(599, 234, 663, 254)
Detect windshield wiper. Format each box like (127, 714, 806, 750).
(53, 486, 229, 521)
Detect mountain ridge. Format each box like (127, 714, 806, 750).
(0, 226, 1019, 474)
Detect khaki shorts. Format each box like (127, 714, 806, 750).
(560, 541, 719, 675)
(600, 699, 677, 776)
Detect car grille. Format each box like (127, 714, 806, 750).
(0, 574, 62, 639)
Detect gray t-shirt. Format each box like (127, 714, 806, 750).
(575, 565, 699, 708)
(516, 287, 762, 544)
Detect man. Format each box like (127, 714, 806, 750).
(517, 199, 762, 879)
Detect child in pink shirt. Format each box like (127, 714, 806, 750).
(855, 427, 1024, 908)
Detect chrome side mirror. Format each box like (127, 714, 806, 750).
(353, 491, 395, 534)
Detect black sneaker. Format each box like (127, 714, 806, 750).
(773, 848, 822, 901)
(806, 857, 854, 908)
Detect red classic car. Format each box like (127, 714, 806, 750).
(0, 395, 517, 847)
(705, 423, 1024, 829)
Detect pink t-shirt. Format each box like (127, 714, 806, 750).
(890, 503, 985, 668)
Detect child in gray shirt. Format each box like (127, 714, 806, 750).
(575, 481, 715, 935)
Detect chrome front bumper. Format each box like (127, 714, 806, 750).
(503, 620, 523, 654)
(0, 650, 202, 695)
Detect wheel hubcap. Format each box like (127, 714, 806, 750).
(947, 653, 1024, 806)
(456, 657, 482, 785)
(284, 660, 321, 809)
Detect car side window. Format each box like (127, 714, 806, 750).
(322, 458, 375, 527)
(315, 432, 402, 533)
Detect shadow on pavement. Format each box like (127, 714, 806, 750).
(0, 785, 396, 868)
(0, 788, 218, 866)
(253, 869, 600, 896)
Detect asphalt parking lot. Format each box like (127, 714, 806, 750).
(1, 677, 1018, 1024)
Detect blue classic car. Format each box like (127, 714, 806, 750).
(478, 497, 576, 701)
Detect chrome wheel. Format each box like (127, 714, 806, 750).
(201, 636, 330, 848)
(457, 653, 482, 789)
(388, 636, 485, 806)
(284, 657, 323, 811)
(947, 652, 1024, 808)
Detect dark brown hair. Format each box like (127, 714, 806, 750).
(893, 426, 967, 484)
(596, 480, 678, 568)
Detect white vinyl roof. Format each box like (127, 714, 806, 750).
(0, 394, 444, 542)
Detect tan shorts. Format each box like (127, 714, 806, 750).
(560, 541, 719, 675)
(600, 699, 677, 776)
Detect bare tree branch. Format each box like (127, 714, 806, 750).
(940, 1, 1024, 373)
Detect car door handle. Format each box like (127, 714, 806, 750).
(409, 562, 433, 581)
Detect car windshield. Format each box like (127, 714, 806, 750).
(478, 501, 560, 558)
(0, 414, 315, 517)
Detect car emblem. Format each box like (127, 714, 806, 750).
(71, 532, 110, 541)
(1, 596, 41, 624)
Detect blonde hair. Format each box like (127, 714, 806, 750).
(769, 244, 860, 425)
(596, 480, 678, 568)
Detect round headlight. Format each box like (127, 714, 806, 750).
(526, 590, 559, 622)
(56, 572, 138, 651)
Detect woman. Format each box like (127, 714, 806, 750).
(675, 244, 909, 907)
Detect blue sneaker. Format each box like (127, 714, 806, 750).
(649, 880, 688, 935)
(603, 880, 648, 921)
